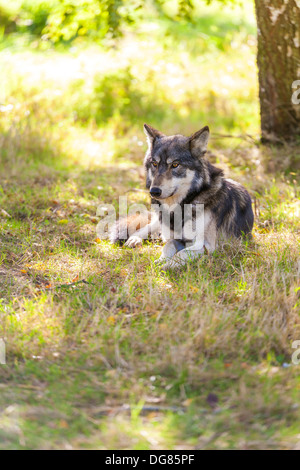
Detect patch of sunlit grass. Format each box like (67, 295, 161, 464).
(0, 0, 299, 449)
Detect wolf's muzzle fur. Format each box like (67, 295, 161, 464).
(110, 124, 254, 269)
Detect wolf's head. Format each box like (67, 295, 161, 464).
(144, 124, 210, 204)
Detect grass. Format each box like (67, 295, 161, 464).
(0, 0, 300, 450)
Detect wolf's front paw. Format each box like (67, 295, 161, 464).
(125, 236, 143, 248)
(161, 258, 182, 271)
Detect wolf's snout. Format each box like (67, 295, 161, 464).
(150, 187, 162, 198)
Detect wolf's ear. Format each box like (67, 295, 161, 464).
(189, 126, 210, 159)
(144, 124, 164, 147)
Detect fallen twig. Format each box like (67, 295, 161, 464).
(43, 279, 96, 290)
(0, 209, 11, 218)
(93, 404, 186, 418)
(211, 132, 259, 145)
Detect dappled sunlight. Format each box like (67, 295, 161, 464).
(0, 0, 299, 450)
(0, 0, 259, 139)
(80, 413, 184, 450)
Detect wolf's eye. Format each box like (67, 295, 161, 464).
(152, 161, 158, 167)
(172, 162, 179, 168)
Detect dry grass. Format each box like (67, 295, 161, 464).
(0, 3, 300, 449)
(1, 127, 299, 448)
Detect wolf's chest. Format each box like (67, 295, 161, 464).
(158, 204, 212, 242)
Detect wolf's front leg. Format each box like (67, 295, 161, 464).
(161, 247, 204, 270)
(161, 240, 215, 270)
(156, 240, 185, 264)
(125, 217, 160, 248)
(125, 235, 144, 248)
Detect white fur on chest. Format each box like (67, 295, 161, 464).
(158, 202, 214, 246)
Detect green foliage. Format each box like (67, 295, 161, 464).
(0, 0, 59, 37)
(70, 68, 166, 127)
(0, 0, 143, 44)
(43, 0, 130, 43)
(0, 0, 247, 46)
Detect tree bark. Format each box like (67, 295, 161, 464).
(254, 0, 300, 142)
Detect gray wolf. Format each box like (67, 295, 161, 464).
(110, 124, 254, 270)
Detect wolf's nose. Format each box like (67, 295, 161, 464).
(150, 187, 162, 198)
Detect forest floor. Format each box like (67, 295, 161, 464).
(0, 1, 299, 449)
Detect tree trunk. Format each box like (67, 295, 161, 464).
(254, 0, 300, 142)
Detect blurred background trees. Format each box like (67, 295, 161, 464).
(254, 0, 300, 142)
(1, 0, 299, 142)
